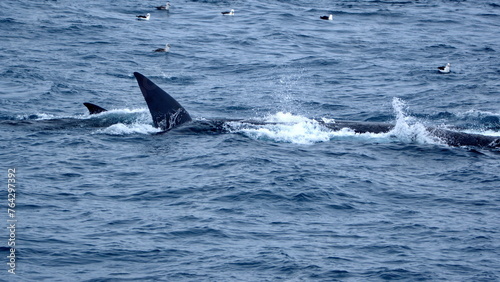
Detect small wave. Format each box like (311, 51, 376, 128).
(0, 18, 21, 25)
(458, 110, 500, 128)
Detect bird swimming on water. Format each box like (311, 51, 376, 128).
(438, 63, 451, 73)
(156, 2, 171, 10)
(136, 13, 150, 20)
(222, 9, 235, 15)
(154, 44, 171, 52)
(320, 14, 333, 20)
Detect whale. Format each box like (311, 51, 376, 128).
(83, 72, 500, 149)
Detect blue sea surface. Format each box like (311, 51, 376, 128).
(1, 0, 500, 281)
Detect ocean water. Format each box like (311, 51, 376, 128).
(1, 0, 500, 281)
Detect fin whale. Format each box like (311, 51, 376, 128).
(83, 72, 499, 149)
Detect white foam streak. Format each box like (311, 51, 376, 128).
(38, 113, 64, 120)
(84, 108, 149, 120)
(17, 112, 78, 120)
(483, 130, 500, 137)
(462, 129, 500, 137)
(20, 108, 149, 121)
(26, 107, 162, 136)
(96, 123, 161, 136)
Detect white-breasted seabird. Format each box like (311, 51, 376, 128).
(154, 44, 171, 52)
(438, 63, 451, 73)
(156, 2, 171, 10)
(137, 13, 150, 20)
(320, 14, 333, 20)
(222, 9, 234, 15)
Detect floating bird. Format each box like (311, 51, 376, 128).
(156, 2, 171, 10)
(437, 63, 451, 73)
(136, 13, 150, 21)
(320, 14, 333, 20)
(154, 44, 171, 52)
(221, 9, 234, 15)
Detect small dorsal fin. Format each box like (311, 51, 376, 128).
(133, 72, 192, 130)
(83, 102, 107, 115)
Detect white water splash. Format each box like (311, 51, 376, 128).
(89, 108, 160, 135)
(273, 68, 306, 113)
(389, 98, 442, 145)
(228, 99, 451, 146)
(227, 112, 330, 144)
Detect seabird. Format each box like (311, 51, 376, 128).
(320, 14, 333, 20)
(221, 9, 234, 15)
(154, 44, 171, 52)
(156, 2, 171, 10)
(136, 13, 150, 20)
(438, 63, 451, 73)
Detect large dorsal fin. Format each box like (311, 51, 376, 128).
(83, 102, 107, 114)
(134, 72, 192, 131)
